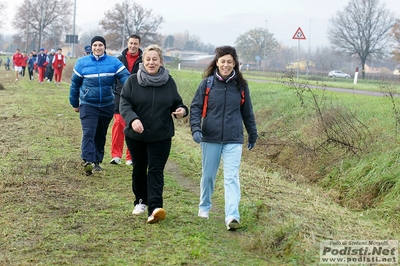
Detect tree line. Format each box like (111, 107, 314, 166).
(1, 0, 400, 79)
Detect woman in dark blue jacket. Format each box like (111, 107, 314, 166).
(190, 46, 258, 231)
(69, 36, 130, 176)
(120, 44, 188, 224)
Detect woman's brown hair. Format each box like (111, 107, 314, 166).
(202, 45, 247, 89)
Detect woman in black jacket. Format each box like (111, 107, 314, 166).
(120, 44, 188, 224)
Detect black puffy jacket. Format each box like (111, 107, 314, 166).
(120, 74, 188, 143)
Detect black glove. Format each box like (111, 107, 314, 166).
(247, 142, 255, 150)
(193, 132, 203, 144)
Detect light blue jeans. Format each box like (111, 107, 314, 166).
(199, 142, 242, 223)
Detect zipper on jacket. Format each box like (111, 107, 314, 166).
(148, 87, 156, 138)
(221, 86, 227, 143)
(97, 61, 102, 106)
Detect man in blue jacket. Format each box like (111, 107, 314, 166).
(69, 36, 130, 176)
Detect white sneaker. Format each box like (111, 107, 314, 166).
(198, 209, 209, 219)
(110, 157, 121, 164)
(132, 199, 147, 215)
(126, 160, 133, 166)
(226, 218, 240, 231)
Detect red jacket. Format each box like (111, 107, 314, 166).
(21, 55, 28, 67)
(13, 53, 24, 67)
(52, 54, 66, 69)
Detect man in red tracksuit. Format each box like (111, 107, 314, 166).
(12, 49, 24, 81)
(110, 34, 142, 166)
(35, 48, 48, 83)
(52, 48, 66, 84)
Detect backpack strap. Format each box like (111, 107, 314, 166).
(240, 88, 245, 106)
(201, 75, 245, 117)
(201, 75, 214, 118)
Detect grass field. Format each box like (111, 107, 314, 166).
(1, 63, 399, 265)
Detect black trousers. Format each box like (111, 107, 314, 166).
(46, 66, 54, 81)
(125, 137, 171, 216)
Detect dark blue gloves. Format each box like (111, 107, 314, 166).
(193, 132, 203, 144)
(247, 142, 255, 150)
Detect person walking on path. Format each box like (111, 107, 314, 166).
(120, 44, 188, 224)
(52, 48, 66, 84)
(21, 52, 28, 77)
(45, 49, 55, 82)
(36, 48, 48, 83)
(12, 49, 24, 81)
(110, 34, 143, 166)
(189, 45, 258, 231)
(69, 36, 131, 176)
(5, 57, 11, 71)
(27, 52, 35, 81)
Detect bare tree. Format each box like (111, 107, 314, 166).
(390, 19, 400, 63)
(100, 0, 164, 50)
(0, 1, 7, 29)
(327, 0, 396, 79)
(268, 44, 295, 71)
(13, 0, 73, 51)
(313, 46, 349, 74)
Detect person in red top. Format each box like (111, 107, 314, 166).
(52, 48, 66, 84)
(110, 34, 143, 166)
(12, 49, 25, 81)
(21, 52, 28, 77)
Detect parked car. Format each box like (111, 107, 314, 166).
(328, 70, 350, 78)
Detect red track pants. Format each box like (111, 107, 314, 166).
(110, 113, 131, 161)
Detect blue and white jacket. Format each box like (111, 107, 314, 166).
(69, 52, 130, 108)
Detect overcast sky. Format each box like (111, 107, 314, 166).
(3, 0, 400, 49)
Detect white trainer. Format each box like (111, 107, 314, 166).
(226, 218, 240, 231)
(198, 209, 209, 219)
(110, 157, 121, 165)
(132, 199, 147, 215)
(126, 160, 133, 166)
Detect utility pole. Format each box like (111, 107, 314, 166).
(39, 3, 44, 50)
(25, 0, 29, 52)
(72, 0, 76, 57)
(306, 19, 311, 76)
(263, 20, 267, 72)
(121, 1, 126, 49)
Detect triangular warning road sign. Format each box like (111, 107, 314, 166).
(292, 27, 306, 40)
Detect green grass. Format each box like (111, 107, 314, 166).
(1, 66, 399, 265)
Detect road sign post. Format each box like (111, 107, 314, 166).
(292, 27, 306, 79)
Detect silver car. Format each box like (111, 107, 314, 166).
(328, 70, 350, 78)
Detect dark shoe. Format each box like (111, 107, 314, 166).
(93, 162, 103, 172)
(83, 162, 94, 176)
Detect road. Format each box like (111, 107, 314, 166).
(248, 79, 398, 97)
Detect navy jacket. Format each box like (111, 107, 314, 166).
(190, 76, 257, 144)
